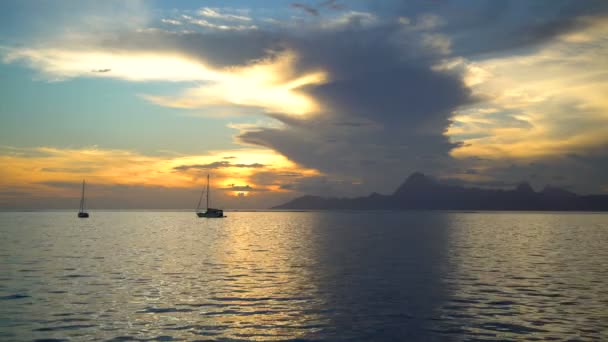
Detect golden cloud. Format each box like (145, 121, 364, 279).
(3, 47, 327, 116)
(445, 19, 608, 161)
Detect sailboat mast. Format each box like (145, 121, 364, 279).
(206, 174, 210, 209)
(196, 188, 204, 211)
(80, 180, 85, 212)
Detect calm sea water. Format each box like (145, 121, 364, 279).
(0, 211, 607, 341)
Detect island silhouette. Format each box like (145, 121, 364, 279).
(274, 172, 608, 211)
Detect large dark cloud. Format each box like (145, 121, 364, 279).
(233, 1, 608, 195)
(236, 15, 473, 193)
(372, 0, 608, 57)
(93, 9, 475, 194)
(452, 1, 608, 57)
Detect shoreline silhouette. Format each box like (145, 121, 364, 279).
(274, 172, 608, 211)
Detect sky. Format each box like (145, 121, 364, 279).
(1, 0, 608, 209)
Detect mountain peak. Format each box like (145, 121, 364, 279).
(406, 172, 432, 184)
(394, 172, 435, 196)
(515, 182, 535, 193)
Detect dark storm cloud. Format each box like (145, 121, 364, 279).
(100, 13, 469, 189)
(236, 0, 608, 195)
(173, 161, 265, 171)
(236, 16, 474, 193)
(375, 0, 608, 56)
(451, 2, 608, 56)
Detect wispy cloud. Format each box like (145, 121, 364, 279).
(161, 18, 182, 26)
(2, 46, 326, 115)
(220, 184, 267, 192)
(198, 7, 252, 22)
(174, 161, 266, 171)
(2, 47, 218, 82)
(187, 18, 257, 31)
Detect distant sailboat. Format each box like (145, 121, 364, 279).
(78, 180, 89, 218)
(196, 174, 225, 218)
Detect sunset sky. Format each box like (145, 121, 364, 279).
(1, 0, 608, 209)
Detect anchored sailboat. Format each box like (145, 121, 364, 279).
(78, 180, 89, 218)
(196, 174, 225, 218)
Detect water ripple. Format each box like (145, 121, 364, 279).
(1, 211, 607, 340)
(1, 294, 30, 300)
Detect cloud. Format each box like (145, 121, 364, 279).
(288, 1, 347, 17)
(4, 0, 608, 198)
(290, 3, 319, 16)
(161, 19, 182, 26)
(447, 18, 608, 161)
(141, 51, 327, 115)
(198, 7, 252, 22)
(1, 4, 463, 194)
(186, 18, 257, 31)
(2, 47, 218, 82)
(319, 0, 347, 11)
(447, 151, 608, 195)
(0, 0, 151, 44)
(220, 184, 267, 192)
(41, 167, 96, 173)
(3, 45, 326, 115)
(379, 0, 608, 57)
(0, 145, 300, 189)
(38, 180, 83, 189)
(0, 145, 321, 208)
(173, 161, 266, 171)
(231, 17, 473, 193)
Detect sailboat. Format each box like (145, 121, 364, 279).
(196, 174, 225, 218)
(78, 180, 89, 218)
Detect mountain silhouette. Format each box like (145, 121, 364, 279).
(274, 172, 608, 211)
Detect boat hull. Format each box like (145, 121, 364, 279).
(196, 212, 226, 218)
(78, 212, 89, 218)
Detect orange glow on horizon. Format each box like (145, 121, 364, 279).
(0, 146, 321, 202)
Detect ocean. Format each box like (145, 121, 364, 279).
(1, 211, 607, 341)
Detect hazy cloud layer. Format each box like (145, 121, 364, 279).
(0, 145, 315, 209)
(174, 161, 266, 171)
